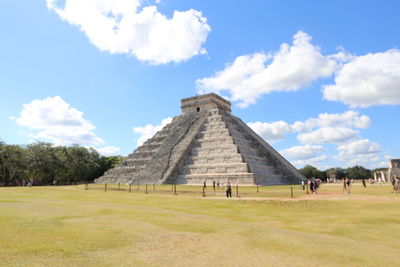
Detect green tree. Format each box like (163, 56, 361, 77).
(299, 165, 325, 179)
(346, 165, 372, 180)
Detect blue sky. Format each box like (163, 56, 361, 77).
(1, 0, 399, 170)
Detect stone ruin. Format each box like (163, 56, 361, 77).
(373, 159, 400, 182)
(95, 93, 305, 185)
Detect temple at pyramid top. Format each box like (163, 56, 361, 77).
(181, 93, 231, 114)
(96, 93, 304, 185)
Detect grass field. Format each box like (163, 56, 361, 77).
(1, 183, 400, 266)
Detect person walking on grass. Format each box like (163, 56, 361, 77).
(346, 178, 352, 193)
(392, 176, 399, 193)
(362, 179, 367, 188)
(226, 182, 232, 198)
(342, 178, 347, 193)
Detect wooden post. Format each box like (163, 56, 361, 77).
(105, 183, 107, 191)
(145, 184, 148, 194)
(129, 184, 132, 192)
(256, 185, 259, 193)
(291, 186, 294, 198)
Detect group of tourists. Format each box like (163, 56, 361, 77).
(302, 178, 321, 193)
(203, 180, 232, 198)
(391, 176, 400, 193)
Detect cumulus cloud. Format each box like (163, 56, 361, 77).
(297, 127, 358, 144)
(337, 139, 381, 156)
(247, 120, 292, 143)
(47, 0, 211, 64)
(292, 110, 371, 132)
(292, 155, 329, 169)
(14, 96, 104, 146)
(323, 49, 400, 107)
(280, 144, 325, 160)
(96, 146, 121, 156)
(133, 117, 172, 146)
(196, 31, 343, 107)
(248, 110, 369, 143)
(332, 139, 382, 168)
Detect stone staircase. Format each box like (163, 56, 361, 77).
(95, 117, 178, 184)
(177, 109, 255, 185)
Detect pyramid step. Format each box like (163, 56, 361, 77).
(186, 154, 243, 165)
(178, 173, 255, 184)
(124, 158, 152, 165)
(199, 128, 230, 135)
(205, 117, 224, 123)
(191, 145, 239, 156)
(197, 132, 231, 140)
(182, 163, 249, 174)
(202, 123, 228, 131)
(236, 146, 263, 156)
(193, 137, 234, 147)
(248, 163, 278, 174)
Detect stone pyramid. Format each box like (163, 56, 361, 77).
(95, 93, 304, 185)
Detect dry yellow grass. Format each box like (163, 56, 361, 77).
(1, 183, 400, 266)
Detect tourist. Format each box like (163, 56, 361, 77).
(393, 176, 399, 193)
(226, 183, 232, 198)
(213, 180, 216, 191)
(203, 181, 207, 189)
(346, 178, 351, 193)
(342, 178, 347, 193)
(315, 178, 321, 193)
(362, 179, 367, 188)
(301, 180, 305, 190)
(310, 177, 315, 193)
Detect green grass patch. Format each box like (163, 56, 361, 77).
(0, 184, 400, 266)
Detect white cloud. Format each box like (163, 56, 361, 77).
(248, 110, 369, 143)
(323, 49, 400, 107)
(297, 127, 358, 144)
(280, 144, 325, 160)
(14, 96, 104, 146)
(47, 0, 211, 65)
(96, 146, 121, 156)
(247, 120, 292, 143)
(133, 117, 172, 146)
(292, 110, 371, 132)
(334, 139, 382, 168)
(196, 31, 342, 107)
(292, 155, 329, 169)
(337, 139, 381, 156)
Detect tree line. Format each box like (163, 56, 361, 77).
(299, 165, 376, 181)
(0, 141, 123, 186)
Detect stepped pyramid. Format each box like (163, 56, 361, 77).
(95, 94, 304, 185)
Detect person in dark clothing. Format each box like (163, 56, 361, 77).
(346, 178, 351, 193)
(226, 183, 232, 198)
(213, 181, 216, 191)
(362, 179, 367, 188)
